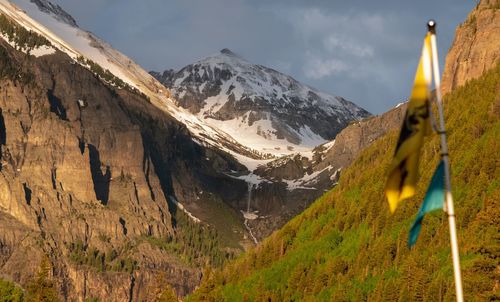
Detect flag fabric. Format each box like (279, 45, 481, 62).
(385, 33, 433, 213)
(408, 160, 445, 247)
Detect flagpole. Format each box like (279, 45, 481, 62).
(427, 20, 464, 302)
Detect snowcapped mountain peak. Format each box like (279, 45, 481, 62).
(195, 47, 250, 68)
(152, 50, 371, 157)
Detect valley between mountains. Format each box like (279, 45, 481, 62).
(0, 0, 498, 301)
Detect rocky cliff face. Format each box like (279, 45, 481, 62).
(0, 38, 252, 300)
(441, 0, 500, 95)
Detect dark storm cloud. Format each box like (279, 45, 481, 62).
(52, 0, 475, 114)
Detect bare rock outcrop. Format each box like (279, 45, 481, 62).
(442, 0, 500, 95)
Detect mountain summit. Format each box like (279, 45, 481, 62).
(29, 0, 77, 26)
(219, 47, 239, 56)
(152, 49, 370, 156)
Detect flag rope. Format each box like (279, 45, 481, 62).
(427, 20, 464, 302)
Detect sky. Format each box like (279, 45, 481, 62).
(51, 0, 475, 114)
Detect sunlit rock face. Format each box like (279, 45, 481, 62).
(441, 0, 500, 95)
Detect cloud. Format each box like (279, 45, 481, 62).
(323, 35, 374, 58)
(272, 7, 387, 81)
(292, 7, 385, 39)
(303, 53, 348, 79)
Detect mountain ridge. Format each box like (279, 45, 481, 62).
(29, 0, 77, 27)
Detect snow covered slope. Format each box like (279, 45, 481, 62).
(152, 49, 370, 157)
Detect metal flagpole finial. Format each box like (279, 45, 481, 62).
(427, 19, 437, 33)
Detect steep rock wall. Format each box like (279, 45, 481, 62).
(442, 0, 500, 95)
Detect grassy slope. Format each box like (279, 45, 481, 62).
(188, 64, 500, 301)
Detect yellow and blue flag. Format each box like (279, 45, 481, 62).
(408, 160, 445, 247)
(385, 33, 433, 212)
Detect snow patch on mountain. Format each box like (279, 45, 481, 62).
(168, 196, 201, 224)
(201, 112, 325, 157)
(227, 172, 272, 187)
(282, 166, 334, 191)
(0, 31, 55, 56)
(30, 44, 54, 56)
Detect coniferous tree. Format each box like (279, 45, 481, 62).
(26, 257, 59, 302)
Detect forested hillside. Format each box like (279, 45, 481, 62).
(188, 63, 500, 301)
